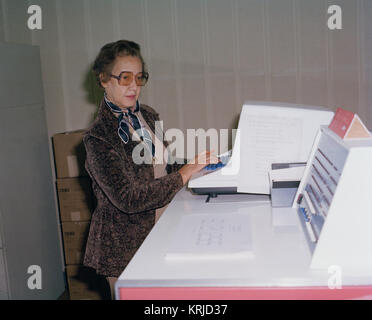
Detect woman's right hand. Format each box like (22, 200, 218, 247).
(178, 150, 219, 185)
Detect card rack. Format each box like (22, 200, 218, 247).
(293, 126, 372, 270)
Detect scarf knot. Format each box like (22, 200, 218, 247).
(104, 95, 155, 157)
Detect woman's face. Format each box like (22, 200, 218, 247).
(101, 55, 142, 110)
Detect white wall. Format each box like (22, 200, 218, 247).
(0, 0, 371, 137)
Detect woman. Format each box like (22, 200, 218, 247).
(83, 40, 217, 299)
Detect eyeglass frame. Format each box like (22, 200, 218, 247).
(110, 71, 149, 86)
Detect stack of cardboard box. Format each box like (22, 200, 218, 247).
(52, 130, 106, 300)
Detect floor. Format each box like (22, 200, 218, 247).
(58, 289, 71, 300)
(57, 282, 110, 300)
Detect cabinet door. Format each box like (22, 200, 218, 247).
(0, 104, 65, 299)
(0, 249, 9, 299)
(0, 43, 65, 299)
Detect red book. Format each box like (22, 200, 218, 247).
(328, 108, 371, 139)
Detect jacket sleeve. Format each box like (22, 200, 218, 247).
(84, 135, 184, 214)
(166, 161, 186, 174)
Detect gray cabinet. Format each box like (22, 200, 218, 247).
(0, 42, 65, 299)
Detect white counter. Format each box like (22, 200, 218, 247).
(116, 188, 372, 299)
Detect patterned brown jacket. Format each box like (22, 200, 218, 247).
(83, 99, 184, 277)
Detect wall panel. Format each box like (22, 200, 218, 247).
(205, 0, 236, 129)
(298, 0, 327, 107)
(56, 0, 91, 130)
(267, 0, 296, 103)
(364, 0, 372, 128)
(236, 0, 266, 104)
(328, 0, 359, 114)
(29, 0, 66, 136)
(176, 0, 206, 131)
(0, 0, 370, 132)
(145, 0, 179, 130)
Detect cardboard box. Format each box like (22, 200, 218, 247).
(66, 265, 106, 300)
(61, 221, 90, 265)
(57, 177, 94, 221)
(52, 130, 88, 178)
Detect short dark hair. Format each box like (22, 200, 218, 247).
(93, 40, 146, 87)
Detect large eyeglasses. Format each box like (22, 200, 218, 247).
(110, 71, 149, 86)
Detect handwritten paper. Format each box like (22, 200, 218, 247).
(165, 213, 254, 261)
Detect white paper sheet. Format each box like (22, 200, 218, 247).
(165, 213, 254, 261)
